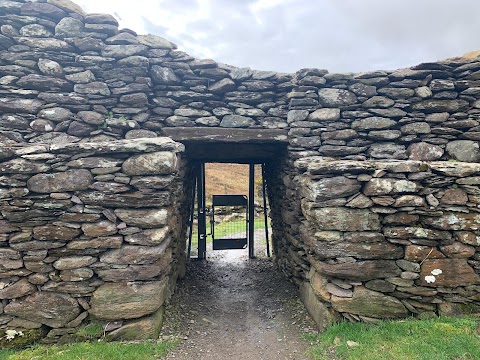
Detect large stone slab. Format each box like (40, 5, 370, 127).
(67, 236, 123, 250)
(311, 241, 404, 260)
(97, 258, 171, 281)
(33, 225, 81, 241)
(124, 227, 170, 246)
(312, 260, 401, 281)
(90, 279, 168, 320)
(0, 279, 36, 299)
(411, 99, 469, 113)
(331, 286, 408, 319)
(446, 140, 480, 162)
(423, 213, 480, 231)
(418, 259, 480, 287)
(220, 115, 255, 128)
(107, 307, 165, 341)
(299, 282, 337, 331)
(0, 98, 44, 114)
(122, 151, 177, 175)
(0, 159, 50, 174)
(50, 137, 183, 155)
(162, 127, 288, 143)
(100, 241, 171, 265)
(27, 169, 93, 193)
(300, 176, 361, 202)
(4, 292, 80, 328)
(429, 162, 480, 177)
(305, 207, 381, 231)
(363, 178, 419, 195)
(318, 88, 357, 107)
(78, 191, 170, 208)
(53, 256, 95, 270)
(114, 209, 168, 228)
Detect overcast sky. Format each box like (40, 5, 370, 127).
(75, 0, 480, 74)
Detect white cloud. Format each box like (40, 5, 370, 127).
(75, 0, 480, 73)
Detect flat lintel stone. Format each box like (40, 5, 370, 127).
(162, 127, 289, 143)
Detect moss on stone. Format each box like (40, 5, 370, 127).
(72, 321, 105, 341)
(0, 328, 48, 349)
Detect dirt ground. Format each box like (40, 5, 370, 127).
(161, 238, 317, 360)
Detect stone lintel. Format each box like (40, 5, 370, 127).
(162, 127, 289, 143)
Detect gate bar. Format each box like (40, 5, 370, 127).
(248, 164, 255, 259)
(187, 174, 196, 259)
(197, 162, 207, 260)
(262, 164, 270, 257)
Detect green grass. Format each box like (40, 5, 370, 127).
(0, 339, 177, 360)
(73, 321, 105, 341)
(307, 316, 480, 360)
(190, 216, 267, 251)
(212, 217, 266, 239)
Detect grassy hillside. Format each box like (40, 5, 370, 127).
(205, 163, 263, 201)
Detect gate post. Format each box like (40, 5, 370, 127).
(197, 162, 207, 260)
(248, 164, 255, 259)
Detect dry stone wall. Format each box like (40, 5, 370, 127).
(1, 0, 480, 341)
(268, 157, 480, 327)
(0, 137, 190, 343)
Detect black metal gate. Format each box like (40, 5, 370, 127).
(187, 162, 270, 260)
(211, 194, 248, 250)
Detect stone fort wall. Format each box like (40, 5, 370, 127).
(0, 0, 480, 343)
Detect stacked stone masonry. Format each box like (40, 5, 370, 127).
(0, 137, 190, 343)
(0, 0, 480, 342)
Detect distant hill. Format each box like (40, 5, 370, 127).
(462, 50, 480, 59)
(205, 163, 263, 203)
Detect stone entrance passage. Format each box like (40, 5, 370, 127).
(1, 0, 480, 346)
(167, 127, 288, 260)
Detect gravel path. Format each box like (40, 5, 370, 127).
(161, 237, 316, 360)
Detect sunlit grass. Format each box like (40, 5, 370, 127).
(307, 316, 480, 360)
(73, 321, 105, 341)
(189, 216, 267, 252)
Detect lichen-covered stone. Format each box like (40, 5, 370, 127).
(53, 256, 96, 270)
(122, 152, 177, 175)
(220, 115, 255, 128)
(305, 207, 381, 231)
(107, 307, 165, 341)
(446, 140, 480, 162)
(352, 117, 396, 130)
(114, 209, 168, 227)
(0, 279, 36, 299)
(364, 178, 419, 196)
(4, 292, 80, 328)
(423, 213, 480, 231)
(124, 227, 170, 246)
(301, 176, 361, 202)
(90, 279, 168, 320)
(308, 108, 340, 122)
(100, 242, 170, 265)
(331, 286, 408, 318)
(318, 88, 357, 107)
(33, 226, 81, 241)
(407, 142, 444, 160)
(312, 260, 401, 282)
(27, 169, 93, 193)
(418, 259, 479, 287)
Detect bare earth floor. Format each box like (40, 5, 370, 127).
(161, 244, 316, 360)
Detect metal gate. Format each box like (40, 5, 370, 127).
(211, 195, 248, 250)
(187, 163, 270, 260)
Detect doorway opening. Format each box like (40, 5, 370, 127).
(161, 127, 289, 263)
(186, 162, 271, 260)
